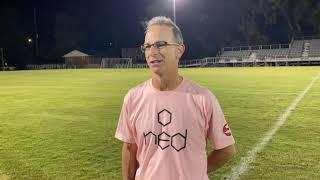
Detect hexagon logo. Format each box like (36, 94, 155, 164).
(171, 130, 187, 152)
(158, 109, 172, 127)
(158, 132, 170, 150)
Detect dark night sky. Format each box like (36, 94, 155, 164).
(1, 0, 223, 59)
(4, 0, 147, 46)
(2, 0, 310, 60)
(1, 0, 184, 48)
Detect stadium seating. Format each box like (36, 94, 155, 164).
(309, 39, 320, 57)
(288, 40, 304, 57)
(220, 50, 251, 58)
(220, 48, 290, 59)
(220, 39, 310, 59)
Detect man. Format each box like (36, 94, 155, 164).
(115, 16, 235, 180)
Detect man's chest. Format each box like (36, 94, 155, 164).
(130, 94, 207, 151)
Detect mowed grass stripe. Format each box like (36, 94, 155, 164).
(182, 67, 320, 179)
(0, 69, 150, 179)
(0, 67, 319, 179)
(225, 74, 319, 180)
(240, 74, 320, 179)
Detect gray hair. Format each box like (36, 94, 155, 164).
(145, 16, 184, 44)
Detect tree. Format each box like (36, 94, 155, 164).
(238, 0, 320, 40)
(144, 0, 320, 57)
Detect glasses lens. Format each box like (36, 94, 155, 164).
(154, 41, 167, 49)
(141, 41, 169, 52)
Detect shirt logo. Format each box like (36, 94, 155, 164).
(143, 109, 188, 152)
(223, 123, 232, 136)
(158, 109, 172, 126)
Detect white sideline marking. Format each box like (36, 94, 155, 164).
(0, 170, 10, 180)
(0, 174, 10, 180)
(225, 75, 320, 180)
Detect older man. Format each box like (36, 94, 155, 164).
(115, 16, 236, 180)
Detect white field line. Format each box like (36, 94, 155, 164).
(0, 170, 10, 180)
(225, 75, 320, 180)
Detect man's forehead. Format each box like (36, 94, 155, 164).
(146, 24, 172, 32)
(144, 25, 174, 43)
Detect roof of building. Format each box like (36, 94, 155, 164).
(62, 50, 90, 57)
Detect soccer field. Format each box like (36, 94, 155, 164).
(0, 67, 319, 179)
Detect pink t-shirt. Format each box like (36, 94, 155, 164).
(115, 78, 235, 180)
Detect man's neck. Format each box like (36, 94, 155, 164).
(152, 72, 183, 91)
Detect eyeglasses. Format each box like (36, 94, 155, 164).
(140, 41, 180, 53)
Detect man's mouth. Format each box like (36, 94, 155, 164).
(150, 60, 163, 64)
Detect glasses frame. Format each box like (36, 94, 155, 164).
(140, 41, 181, 53)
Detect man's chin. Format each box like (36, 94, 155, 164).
(149, 66, 163, 75)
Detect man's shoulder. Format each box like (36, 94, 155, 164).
(184, 78, 215, 98)
(125, 79, 151, 99)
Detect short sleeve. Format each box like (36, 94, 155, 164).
(205, 92, 235, 150)
(115, 91, 135, 144)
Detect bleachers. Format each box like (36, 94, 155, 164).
(220, 50, 251, 58)
(220, 39, 311, 59)
(309, 39, 320, 57)
(255, 49, 289, 58)
(220, 48, 290, 59)
(289, 40, 304, 57)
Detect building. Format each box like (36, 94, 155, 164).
(63, 50, 101, 68)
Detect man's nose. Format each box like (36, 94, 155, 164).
(149, 45, 160, 54)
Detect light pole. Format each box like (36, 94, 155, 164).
(173, 0, 176, 23)
(33, 8, 39, 57)
(1, 48, 4, 71)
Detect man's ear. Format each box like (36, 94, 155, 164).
(177, 44, 185, 59)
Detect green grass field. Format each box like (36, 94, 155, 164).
(0, 67, 319, 179)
